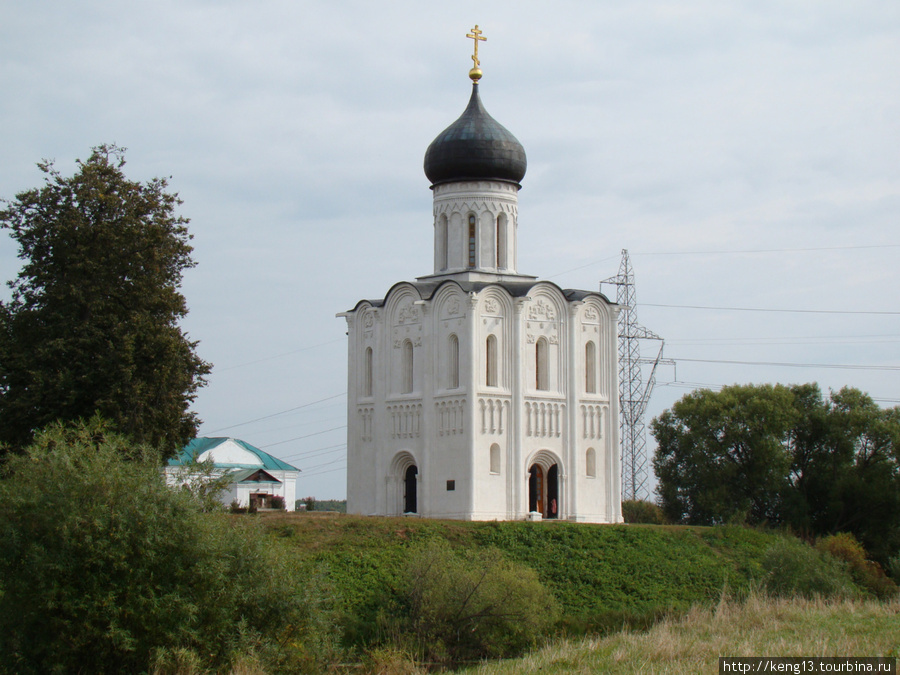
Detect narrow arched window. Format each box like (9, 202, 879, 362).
(496, 213, 508, 269)
(586, 447, 597, 478)
(486, 334, 498, 387)
(364, 346, 373, 397)
(468, 214, 476, 268)
(490, 443, 501, 474)
(439, 214, 449, 271)
(401, 340, 413, 394)
(536, 337, 549, 391)
(448, 334, 459, 389)
(585, 341, 597, 394)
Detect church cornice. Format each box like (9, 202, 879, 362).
(345, 277, 618, 314)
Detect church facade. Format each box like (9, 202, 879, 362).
(341, 40, 622, 523)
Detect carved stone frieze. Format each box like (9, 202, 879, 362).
(397, 303, 421, 325)
(528, 298, 556, 322)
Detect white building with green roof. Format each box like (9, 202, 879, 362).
(165, 437, 300, 511)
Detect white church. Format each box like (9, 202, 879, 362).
(340, 28, 622, 523)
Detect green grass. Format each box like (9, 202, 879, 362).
(260, 514, 784, 638)
(459, 594, 900, 674)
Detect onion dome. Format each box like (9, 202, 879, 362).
(424, 83, 527, 187)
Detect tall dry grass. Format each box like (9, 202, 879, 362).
(460, 592, 900, 675)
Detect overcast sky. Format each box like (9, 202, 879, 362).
(2, 1, 898, 500)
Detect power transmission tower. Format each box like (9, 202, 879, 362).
(602, 249, 674, 501)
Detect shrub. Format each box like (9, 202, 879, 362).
(382, 539, 558, 665)
(761, 537, 858, 599)
(817, 533, 898, 599)
(271, 495, 286, 510)
(888, 555, 900, 581)
(622, 499, 666, 524)
(0, 418, 336, 674)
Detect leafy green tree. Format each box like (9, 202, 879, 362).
(800, 389, 900, 562)
(0, 145, 210, 454)
(652, 383, 900, 562)
(652, 384, 796, 525)
(0, 417, 335, 674)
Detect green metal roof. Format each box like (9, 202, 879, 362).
(168, 437, 300, 472)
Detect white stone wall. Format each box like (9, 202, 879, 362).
(431, 181, 519, 275)
(343, 275, 622, 523)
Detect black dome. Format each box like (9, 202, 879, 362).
(424, 83, 527, 186)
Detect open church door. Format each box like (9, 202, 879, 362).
(404, 465, 418, 514)
(547, 464, 559, 519)
(528, 464, 544, 516)
(528, 462, 560, 518)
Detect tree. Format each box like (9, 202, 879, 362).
(0, 417, 335, 674)
(799, 388, 900, 562)
(652, 383, 900, 563)
(0, 145, 210, 454)
(652, 383, 796, 525)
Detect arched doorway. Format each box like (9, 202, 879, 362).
(404, 465, 418, 514)
(528, 458, 560, 519)
(528, 464, 543, 514)
(390, 451, 419, 516)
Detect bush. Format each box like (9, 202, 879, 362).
(271, 495, 286, 510)
(761, 537, 859, 599)
(888, 555, 900, 581)
(381, 539, 558, 665)
(817, 533, 898, 599)
(622, 499, 667, 524)
(0, 418, 336, 674)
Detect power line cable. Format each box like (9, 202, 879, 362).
(279, 444, 346, 462)
(298, 463, 347, 478)
(644, 303, 900, 316)
(205, 393, 345, 434)
(297, 456, 346, 472)
(261, 425, 346, 448)
(548, 244, 900, 280)
(215, 338, 345, 372)
(672, 357, 900, 371)
(637, 244, 900, 256)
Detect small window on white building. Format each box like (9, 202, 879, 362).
(439, 214, 449, 271)
(496, 213, 508, 269)
(448, 334, 459, 389)
(486, 334, 498, 387)
(586, 447, 597, 478)
(401, 339, 414, 394)
(536, 337, 549, 391)
(364, 346, 373, 397)
(468, 214, 477, 268)
(490, 443, 501, 474)
(585, 341, 597, 394)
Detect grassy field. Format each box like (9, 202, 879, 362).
(249, 513, 900, 673)
(261, 513, 781, 636)
(461, 594, 900, 674)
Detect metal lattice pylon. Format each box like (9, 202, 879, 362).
(601, 250, 673, 501)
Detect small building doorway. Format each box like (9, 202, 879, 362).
(528, 462, 559, 519)
(404, 465, 418, 514)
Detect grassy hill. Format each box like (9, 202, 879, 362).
(461, 594, 900, 674)
(261, 514, 781, 636)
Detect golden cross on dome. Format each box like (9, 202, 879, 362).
(466, 25, 486, 81)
